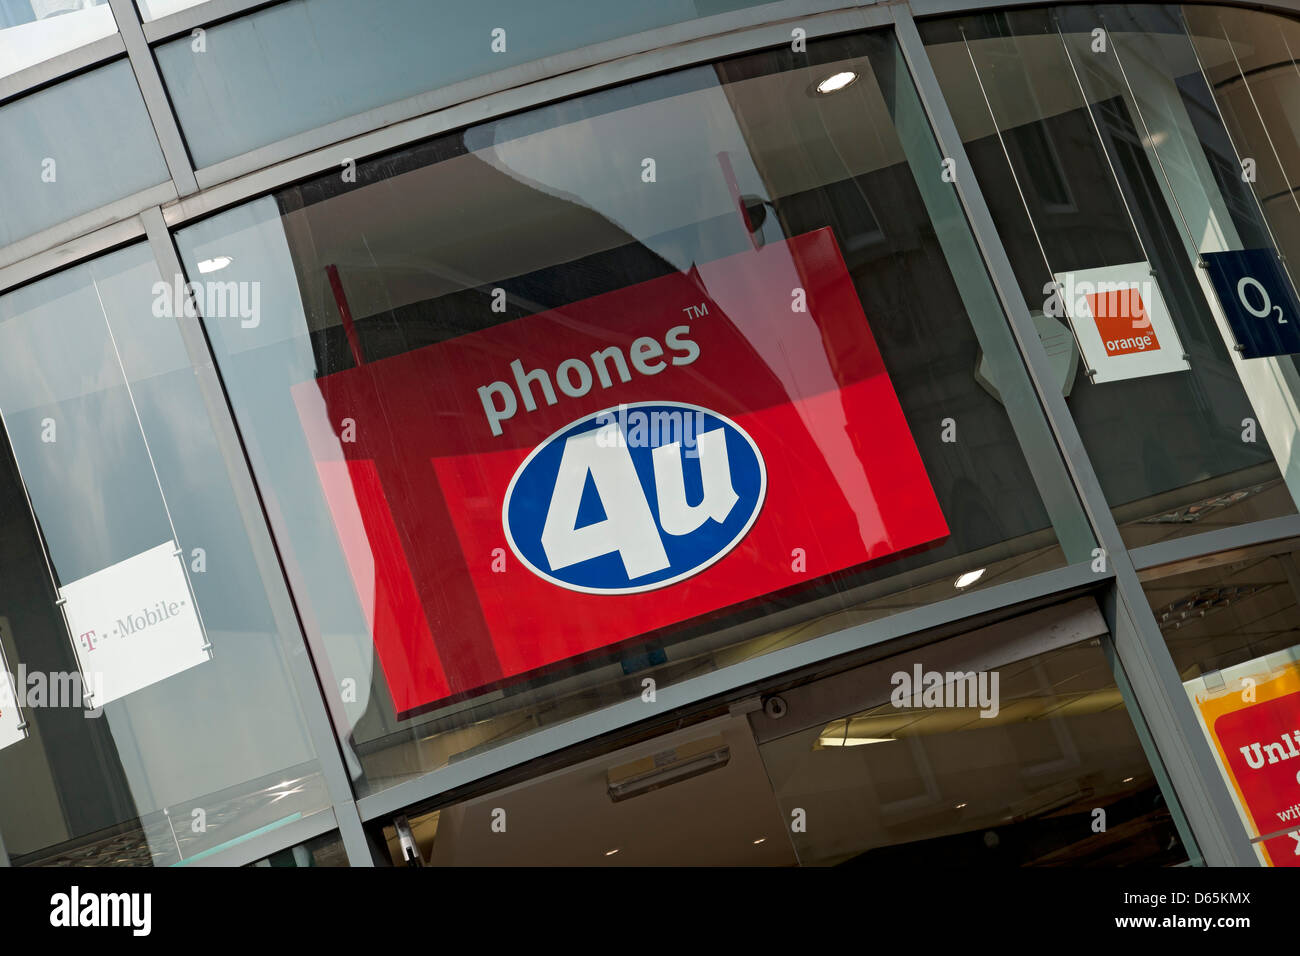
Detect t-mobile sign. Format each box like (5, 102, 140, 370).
(293, 228, 948, 714)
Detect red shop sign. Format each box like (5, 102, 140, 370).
(1213, 688, 1300, 864)
(292, 228, 948, 714)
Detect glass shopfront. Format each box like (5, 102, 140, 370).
(380, 595, 1189, 867)
(1141, 538, 1300, 866)
(4, 0, 1300, 870)
(920, 4, 1300, 548)
(0, 244, 331, 866)
(174, 27, 1100, 800)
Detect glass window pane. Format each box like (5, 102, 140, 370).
(175, 29, 1092, 799)
(0, 0, 118, 80)
(156, 0, 778, 167)
(1184, 5, 1300, 275)
(1142, 540, 1300, 866)
(0, 244, 330, 866)
(920, 5, 1300, 548)
(0, 59, 170, 248)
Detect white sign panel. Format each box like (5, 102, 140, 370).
(1052, 261, 1190, 383)
(0, 683, 22, 752)
(0, 617, 26, 752)
(0, 653, 23, 751)
(59, 541, 209, 707)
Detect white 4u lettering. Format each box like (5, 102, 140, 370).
(541, 425, 739, 578)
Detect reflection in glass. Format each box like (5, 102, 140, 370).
(155, 0, 774, 166)
(0, 0, 117, 81)
(0, 60, 170, 248)
(175, 30, 1088, 798)
(920, 5, 1300, 548)
(759, 612, 1188, 866)
(1144, 540, 1300, 866)
(0, 244, 328, 866)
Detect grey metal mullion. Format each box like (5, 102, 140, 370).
(356, 559, 1103, 821)
(0, 823, 9, 866)
(141, 206, 371, 866)
(891, 4, 1257, 865)
(107, 0, 200, 197)
(1130, 514, 1300, 572)
(0, 182, 171, 275)
(1097, 581, 1203, 863)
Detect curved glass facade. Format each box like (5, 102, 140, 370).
(1, 0, 1299, 870)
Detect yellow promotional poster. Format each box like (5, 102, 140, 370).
(1193, 659, 1300, 867)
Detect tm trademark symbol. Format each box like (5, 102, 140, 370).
(682, 302, 709, 320)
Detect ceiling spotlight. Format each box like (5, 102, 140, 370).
(954, 802, 968, 810)
(752, 838, 766, 845)
(604, 848, 620, 857)
(1122, 776, 1135, 783)
(816, 71, 858, 94)
(955, 568, 986, 589)
(197, 256, 233, 274)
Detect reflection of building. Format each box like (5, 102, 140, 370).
(1, 0, 1300, 870)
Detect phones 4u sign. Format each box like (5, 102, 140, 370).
(292, 228, 949, 714)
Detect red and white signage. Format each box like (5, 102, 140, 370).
(1193, 659, 1300, 866)
(293, 228, 949, 714)
(1052, 261, 1189, 383)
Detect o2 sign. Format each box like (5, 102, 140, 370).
(1203, 248, 1300, 358)
(504, 403, 766, 594)
(1237, 275, 1287, 324)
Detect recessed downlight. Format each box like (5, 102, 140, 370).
(816, 71, 858, 94)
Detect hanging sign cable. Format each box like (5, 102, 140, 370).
(957, 24, 1095, 381)
(1178, 12, 1300, 356)
(1054, 14, 1195, 376)
(91, 278, 212, 661)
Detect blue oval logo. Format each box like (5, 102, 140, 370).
(503, 402, 766, 594)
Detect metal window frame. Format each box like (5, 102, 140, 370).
(1, 0, 1299, 867)
(139, 206, 376, 866)
(108, 0, 200, 195)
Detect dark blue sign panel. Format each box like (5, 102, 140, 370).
(1202, 248, 1300, 358)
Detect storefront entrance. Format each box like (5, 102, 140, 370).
(379, 596, 1189, 866)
